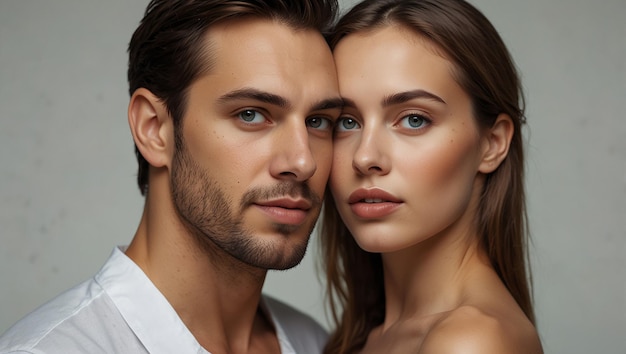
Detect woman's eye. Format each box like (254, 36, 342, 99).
(306, 116, 332, 131)
(238, 109, 266, 123)
(335, 117, 361, 131)
(400, 114, 430, 129)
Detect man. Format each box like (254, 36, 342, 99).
(0, 0, 342, 353)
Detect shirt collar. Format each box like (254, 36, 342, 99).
(95, 247, 207, 354)
(95, 247, 294, 354)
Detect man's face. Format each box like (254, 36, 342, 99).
(170, 19, 341, 270)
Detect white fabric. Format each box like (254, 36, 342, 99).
(0, 247, 327, 354)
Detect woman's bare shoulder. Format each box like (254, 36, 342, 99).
(418, 305, 543, 354)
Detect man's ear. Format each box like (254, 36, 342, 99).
(478, 113, 514, 174)
(128, 88, 174, 169)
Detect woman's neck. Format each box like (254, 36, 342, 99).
(379, 220, 490, 328)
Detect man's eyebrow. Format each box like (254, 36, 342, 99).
(218, 88, 290, 108)
(311, 97, 344, 112)
(382, 89, 446, 107)
(342, 98, 357, 109)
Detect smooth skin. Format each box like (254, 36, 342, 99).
(126, 19, 341, 354)
(331, 25, 542, 353)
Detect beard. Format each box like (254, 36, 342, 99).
(169, 139, 321, 270)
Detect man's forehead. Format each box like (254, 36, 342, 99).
(205, 17, 323, 50)
(192, 18, 339, 109)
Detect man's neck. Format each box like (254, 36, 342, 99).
(125, 202, 277, 353)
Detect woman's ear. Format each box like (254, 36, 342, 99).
(478, 113, 514, 174)
(128, 88, 174, 169)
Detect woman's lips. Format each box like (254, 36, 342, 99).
(347, 188, 402, 219)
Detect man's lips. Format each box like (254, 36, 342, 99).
(255, 198, 312, 210)
(253, 198, 312, 225)
(347, 188, 402, 219)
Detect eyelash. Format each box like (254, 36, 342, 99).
(335, 117, 361, 132)
(235, 108, 335, 137)
(236, 109, 267, 124)
(397, 112, 432, 130)
(335, 112, 432, 133)
(306, 116, 334, 132)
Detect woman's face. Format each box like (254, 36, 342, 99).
(331, 26, 489, 253)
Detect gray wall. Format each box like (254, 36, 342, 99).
(1, 1, 624, 353)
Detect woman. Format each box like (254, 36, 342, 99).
(321, 0, 543, 352)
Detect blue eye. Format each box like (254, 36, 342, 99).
(238, 109, 266, 123)
(306, 116, 332, 131)
(335, 117, 361, 132)
(400, 114, 430, 129)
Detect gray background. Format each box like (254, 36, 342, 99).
(1, 0, 624, 353)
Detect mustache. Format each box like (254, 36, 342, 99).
(240, 181, 322, 210)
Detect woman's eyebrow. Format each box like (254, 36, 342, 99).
(382, 89, 446, 107)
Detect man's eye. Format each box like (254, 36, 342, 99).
(335, 117, 361, 131)
(238, 109, 266, 123)
(306, 116, 332, 130)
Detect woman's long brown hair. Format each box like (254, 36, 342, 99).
(320, 0, 533, 352)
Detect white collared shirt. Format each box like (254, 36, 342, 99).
(0, 247, 327, 354)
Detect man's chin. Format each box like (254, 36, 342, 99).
(265, 251, 306, 270)
(248, 237, 309, 270)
